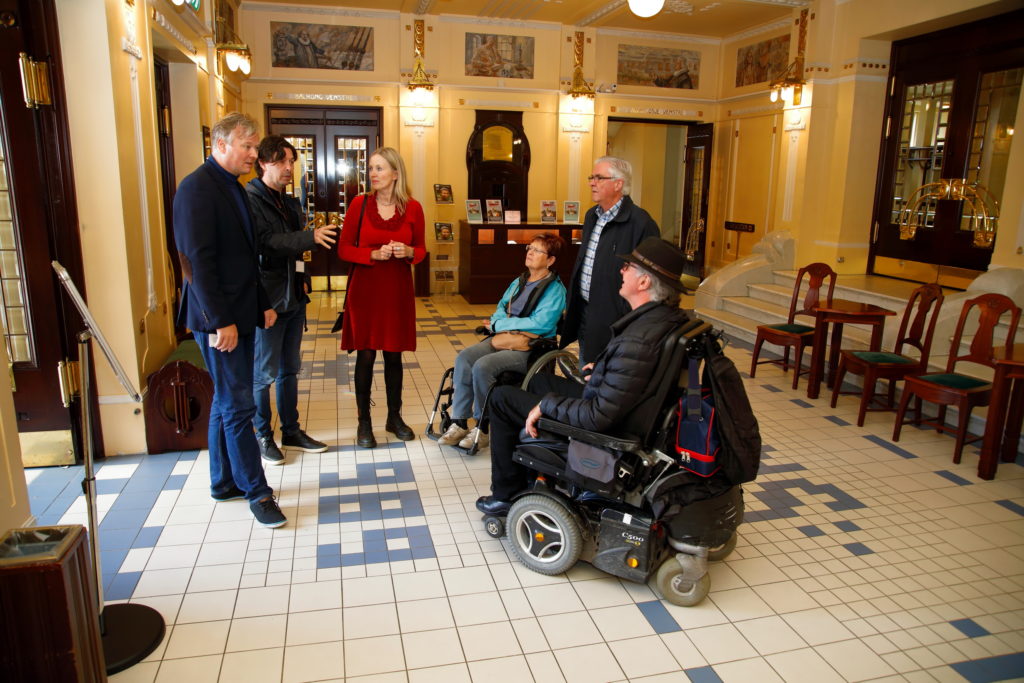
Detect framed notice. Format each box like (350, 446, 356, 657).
(466, 199, 483, 223)
(485, 199, 503, 223)
(504, 210, 521, 224)
(540, 200, 557, 223)
(563, 201, 580, 224)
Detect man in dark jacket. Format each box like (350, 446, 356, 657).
(561, 156, 660, 365)
(173, 113, 284, 528)
(247, 136, 337, 464)
(477, 238, 691, 514)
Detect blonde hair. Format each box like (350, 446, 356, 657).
(370, 147, 411, 214)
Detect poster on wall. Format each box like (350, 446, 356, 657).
(270, 21, 374, 71)
(735, 35, 790, 87)
(465, 33, 534, 79)
(617, 44, 700, 89)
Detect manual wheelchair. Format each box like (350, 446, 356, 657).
(425, 326, 581, 455)
(480, 318, 745, 607)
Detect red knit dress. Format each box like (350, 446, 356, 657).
(337, 193, 426, 352)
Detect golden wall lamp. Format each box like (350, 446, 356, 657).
(216, 15, 251, 75)
(566, 31, 595, 99)
(769, 8, 808, 106)
(407, 20, 433, 92)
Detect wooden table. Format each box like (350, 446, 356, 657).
(978, 343, 1024, 480)
(807, 299, 896, 400)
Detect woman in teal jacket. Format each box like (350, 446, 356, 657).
(439, 232, 567, 449)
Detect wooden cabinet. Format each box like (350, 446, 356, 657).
(458, 221, 582, 304)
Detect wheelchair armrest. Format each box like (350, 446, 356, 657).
(535, 417, 642, 453)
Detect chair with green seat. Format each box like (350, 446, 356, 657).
(749, 262, 836, 389)
(892, 292, 1021, 463)
(830, 283, 944, 426)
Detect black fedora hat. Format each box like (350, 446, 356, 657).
(618, 237, 694, 292)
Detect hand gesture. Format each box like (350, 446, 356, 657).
(525, 403, 543, 438)
(389, 241, 409, 259)
(315, 223, 338, 248)
(212, 324, 239, 352)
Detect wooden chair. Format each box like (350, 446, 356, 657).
(830, 283, 944, 426)
(893, 293, 1021, 463)
(750, 262, 836, 389)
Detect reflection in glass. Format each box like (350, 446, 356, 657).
(0, 128, 35, 364)
(482, 125, 514, 161)
(890, 79, 953, 228)
(961, 67, 1021, 234)
(334, 137, 367, 222)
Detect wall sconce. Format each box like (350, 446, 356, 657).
(407, 20, 434, 94)
(169, 0, 201, 8)
(627, 0, 666, 18)
(216, 15, 251, 75)
(769, 9, 808, 106)
(566, 31, 595, 100)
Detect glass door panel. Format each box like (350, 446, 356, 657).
(889, 79, 953, 229)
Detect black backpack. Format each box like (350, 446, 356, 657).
(701, 333, 761, 484)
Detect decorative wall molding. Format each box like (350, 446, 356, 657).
(742, 0, 809, 7)
(264, 92, 377, 102)
(151, 8, 197, 55)
(437, 15, 560, 31)
(122, 37, 143, 60)
(610, 106, 703, 118)
(460, 98, 536, 109)
(128, 62, 156, 310)
(241, 1, 397, 20)
(726, 102, 784, 117)
(596, 27, 720, 46)
(723, 18, 790, 43)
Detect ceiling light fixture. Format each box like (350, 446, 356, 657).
(627, 0, 666, 18)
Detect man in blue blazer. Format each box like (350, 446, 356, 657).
(173, 112, 285, 528)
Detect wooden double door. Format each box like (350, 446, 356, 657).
(266, 106, 381, 290)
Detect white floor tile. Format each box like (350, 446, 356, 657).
(553, 643, 625, 683)
(282, 640, 344, 683)
(344, 635, 406, 677)
(458, 621, 522, 660)
(607, 635, 681, 678)
(225, 613, 287, 652)
(162, 619, 230, 659)
(286, 607, 344, 646)
(344, 603, 400, 639)
(402, 627, 465, 669)
(219, 646, 284, 682)
(154, 654, 222, 683)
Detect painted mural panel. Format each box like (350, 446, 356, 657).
(464, 33, 535, 79)
(617, 44, 700, 89)
(271, 21, 374, 71)
(735, 35, 790, 87)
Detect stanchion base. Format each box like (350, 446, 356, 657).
(102, 602, 166, 675)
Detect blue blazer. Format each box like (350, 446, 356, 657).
(173, 158, 269, 335)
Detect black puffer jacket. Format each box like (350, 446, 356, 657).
(246, 177, 316, 314)
(541, 301, 689, 434)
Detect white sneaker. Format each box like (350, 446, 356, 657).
(437, 423, 469, 446)
(459, 427, 489, 450)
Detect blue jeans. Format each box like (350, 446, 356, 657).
(194, 331, 272, 502)
(253, 307, 305, 439)
(451, 338, 530, 422)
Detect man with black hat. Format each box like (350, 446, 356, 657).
(477, 237, 692, 514)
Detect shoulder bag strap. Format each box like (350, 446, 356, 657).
(342, 194, 368, 312)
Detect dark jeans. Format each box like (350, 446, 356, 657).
(253, 306, 305, 438)
(195, 331, 272, 502)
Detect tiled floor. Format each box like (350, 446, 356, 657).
(25, 291, 1024, 683)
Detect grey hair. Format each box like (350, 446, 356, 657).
(211, 112, 259, 148)
(594, 156, 633, 195)
(635, 264, 680, 307)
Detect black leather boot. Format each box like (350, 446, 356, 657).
(384, 367, 415, 441)
(355, 393, 376, 449)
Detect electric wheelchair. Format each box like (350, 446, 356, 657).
(481, 318, 745, 607)
(425, 326, 582, 455)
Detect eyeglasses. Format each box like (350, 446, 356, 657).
(587, 174, 618, 182)
(525, 245, 548, 255)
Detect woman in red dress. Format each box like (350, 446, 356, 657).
(337, 147, 426, 448)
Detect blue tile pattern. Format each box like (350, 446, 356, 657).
(950, 652, 1024, 683)
(935, 469, 973, 485)
(950, 618, 991, 638)
(637, 600, 681, 633)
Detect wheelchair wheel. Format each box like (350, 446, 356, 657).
(707, 532, 738, 562)
(483, 515, 505, 538)
(655, 558, 710, 607)
(507, 495, 582, 575)
(521, 350, 582, 390)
